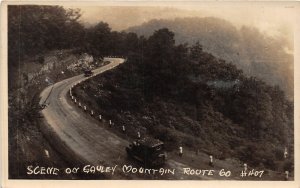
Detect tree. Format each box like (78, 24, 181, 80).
(8, 5, 83, 63)
(8, 5, 84, 87)
(142, 28, 193, 98)
(63, 8, 85, 48)
(190, 41, 203, 60)
(84, 22, 112, 57)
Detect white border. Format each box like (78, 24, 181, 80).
(1, 1, 299, 188)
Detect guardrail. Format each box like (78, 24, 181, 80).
(68, 57, 131, 136)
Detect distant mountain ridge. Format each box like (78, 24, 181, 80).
(127, 17, 293, 98)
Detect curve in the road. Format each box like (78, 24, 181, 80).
(39, 57, 214, 180)
(39, 58, 130, 177)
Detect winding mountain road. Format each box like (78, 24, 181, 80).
(38, 58, 232, 180)
(39, 58, 133, 178)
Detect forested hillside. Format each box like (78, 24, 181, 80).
(73, 28, 294, 171)
(127, 18, 293, 98)
(8, 5, 294, 177)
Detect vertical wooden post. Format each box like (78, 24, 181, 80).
(284, 147, 288, 159)
(244, 163, 247, 171)
(179, 146, 183, 157)
(209, 155, 214, 167)
(285, 171, 289, 180)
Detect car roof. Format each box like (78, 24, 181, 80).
(137, 137, 164, 148)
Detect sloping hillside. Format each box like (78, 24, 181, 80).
(127, 17, 293, 98)
(73, 29, 294, 173)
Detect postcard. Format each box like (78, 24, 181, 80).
(1, 1, 299, 187)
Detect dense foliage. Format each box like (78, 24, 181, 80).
(8, 5, 293, 172)
(8, 6, 84, 62)
(75, 27, 293, 170)
(128, 18, 294, 98)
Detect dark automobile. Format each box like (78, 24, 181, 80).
(84, 69, 93, 77)
(126, 137, 167, 167)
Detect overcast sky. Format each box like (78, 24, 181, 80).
(64, 2, 296, 40)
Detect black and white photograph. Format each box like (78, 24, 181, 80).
(1, 1, 299, 186)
